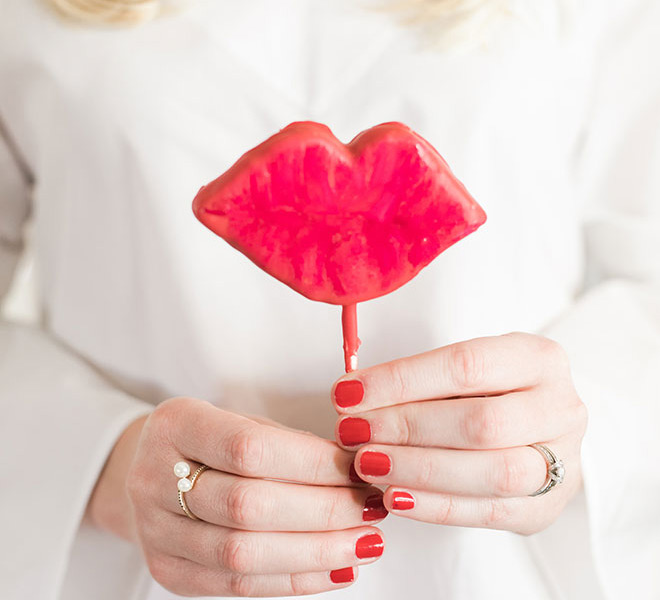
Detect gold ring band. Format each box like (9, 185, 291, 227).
(177, 464, 209, 520)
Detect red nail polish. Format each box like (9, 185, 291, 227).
(334, 380, 364, 408)
(363, 494, 388, 521)
(330, 567, 354, 584)
(349, 463, 365, 483)
(359, 451, 391, 477)
(339, 418, 371, 446)
(356, 533, 384, 559)
(391, 491, 415, 510)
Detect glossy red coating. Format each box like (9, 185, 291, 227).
(193, 121, 486, 305)
(391, 491, 415, 510)
(363, 494, 389, 521)
(359, 451, 391, 477)
(334, 379, 364, 408)
(355, 533, 385, 559)
(349, 463, 365, 484)
(339, 417, 371, 446)
(341, 303, 360, 372)
(330, 567, 355, 584)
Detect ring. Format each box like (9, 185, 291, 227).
(173, 461, 210, 520)
(528, 444, 565, 497)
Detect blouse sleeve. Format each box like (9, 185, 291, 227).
(530, 2, 660, 598)
(0, 121, 154, 599)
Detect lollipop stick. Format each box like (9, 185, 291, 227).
(341, 303, 361, 373)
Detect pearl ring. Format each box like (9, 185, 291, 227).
(174, 461, 210, 520)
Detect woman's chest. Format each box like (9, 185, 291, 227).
(1, 0, 588, 408)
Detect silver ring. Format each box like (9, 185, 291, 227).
(528, 444, 565, 497)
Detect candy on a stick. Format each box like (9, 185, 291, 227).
(193, 122, 486, 373)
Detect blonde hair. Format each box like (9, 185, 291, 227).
(45, 0, 576, 50)
(48, 0, 510, 30)
(383, 0, 514, 48)
(47, 0, 183, 25)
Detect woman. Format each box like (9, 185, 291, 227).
(1, 0, 658, 598)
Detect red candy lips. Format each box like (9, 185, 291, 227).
(193, 121, 485, 305)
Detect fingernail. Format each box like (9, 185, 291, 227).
(330, 567, 354, 584)
(363, 494, 388, 521)
(356, 533, 384, 559)
(334, 380, 364, 408)
(349, 463, 365, 483)
(338, 418, 371, 446)
(359, 451, 391, 477)
(391, 491, 415, 510)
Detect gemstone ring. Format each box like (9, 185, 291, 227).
(528, 444, 565, 497)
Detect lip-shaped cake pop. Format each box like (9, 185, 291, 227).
(193, 121, 486, 371)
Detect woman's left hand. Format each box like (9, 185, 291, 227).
(331, 332, 588, 535)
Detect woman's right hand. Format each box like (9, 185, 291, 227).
(125, 397, 387, 597)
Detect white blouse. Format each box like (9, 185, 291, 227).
(0, 0, 659, 599)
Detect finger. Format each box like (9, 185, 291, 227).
(381, 488, 560, 535)
(155, 398, 355, 484)
(335, 391, 577, 450)
(332, 333, 569, 413)
(166, 468, 388, 530)
(161, 518, 384, 574)
(150, 555, 358, 597)
(350, 443, 548, 498)
(243, 413, 317, 436)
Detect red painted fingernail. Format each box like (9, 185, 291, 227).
(330, 567, 354, 584)
(349, 463, 365, 483)
(363, 494, 388, 521)
(338, 418, 371, 446)
(356, 533, 384, 559)
(391, 491, 415, 510)
(334, 380, 364, 408)
(359, 451, 391, 477)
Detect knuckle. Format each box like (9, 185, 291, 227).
(147, 554, 200, 597)
(538, 337, 569, 369)
(322, 490, 346, 530)
(384, 360, 410, 403)
(221, 533, 255, 575)
(433, 494, 455, 525)
(519, 508, 554, 535)
(574, 400, 589, 435)
(463, 402, 503, 448)
(151, 397, 190, 427)
(310, 535, 335, 570)
(502, 331, 526, 341)
(125, 464, 149, 504)
(307, 446, 328, 485)
(147, 554, 175, 588)
(396, 405, 417, 446)
(148, 397, 198, 444)
(494, 452, 526, 497)
(289, 572, 312, 596)
(226, 481, 264, 528)
(484, 497, 510, 528)
(229, 572, 255, 597)
(448, 343, 487, 390)
(228, 426, 266, 476)
(416, 453, 436, 489)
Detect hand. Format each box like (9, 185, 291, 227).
(87, 397, 388, 597)
(331, 332, 588, 535)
